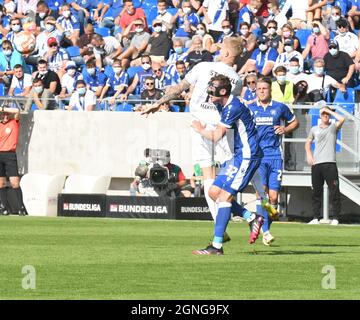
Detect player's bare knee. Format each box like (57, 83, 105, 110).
(208, 186, 220, 201)
(9, 177, 20, 189)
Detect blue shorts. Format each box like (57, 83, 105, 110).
(213, 157, 261, 195)
(258, 158, 283, 191)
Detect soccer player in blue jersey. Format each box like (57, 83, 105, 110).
(191, 74, 265, 255)
(248, 77, 299, 246)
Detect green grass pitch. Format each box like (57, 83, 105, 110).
(0, 216, 359, 300)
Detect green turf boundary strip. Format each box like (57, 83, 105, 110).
(0, 217, 359, 300)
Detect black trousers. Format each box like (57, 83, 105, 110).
(311, 162, 341, 219)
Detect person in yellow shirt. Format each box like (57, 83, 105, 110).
(271, 65, 294, 104)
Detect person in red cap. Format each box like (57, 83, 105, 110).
(42, 37, 70, 79)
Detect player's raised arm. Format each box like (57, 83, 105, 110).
(141, 79, 191, 115)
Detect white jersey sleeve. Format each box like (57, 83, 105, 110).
(186, 62, 242, 125)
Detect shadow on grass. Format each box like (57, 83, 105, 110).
(248, 250, 341, 255)
(297, 244, 360, 248)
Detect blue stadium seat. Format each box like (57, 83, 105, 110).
(95, 27, 111, 37)
(170, 105, 180, 112)
(333, 88, 355, 114)
(167, 8, 178, 16)
(143, 6, 159, 27)
(0, 83, 5, 96)
(66, 46, 81, 58)
(115, 102, 134, 112)
(104, 65, 114, 77)
(126, 65, 143, 80)
(295, 29, 312, 49)
(184, 106, 190, 112)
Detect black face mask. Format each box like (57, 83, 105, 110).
(297, 85, 307, 94)
(207, 84, 229, 97)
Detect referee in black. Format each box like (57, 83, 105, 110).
(0, 105, 27, 216)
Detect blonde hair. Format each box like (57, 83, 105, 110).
(223, 37, 243, 57)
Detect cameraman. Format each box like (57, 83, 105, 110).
(129, 162, 159, 197)
(163, 157, 187, 197)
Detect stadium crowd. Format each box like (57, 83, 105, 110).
(0, 0, 359, 111)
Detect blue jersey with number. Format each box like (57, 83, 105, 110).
(248, 100, 296, 159)
(218, 95, 262, 160)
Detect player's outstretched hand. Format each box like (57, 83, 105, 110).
(141, 103, 160, 116)
(191, 120, 205, 133)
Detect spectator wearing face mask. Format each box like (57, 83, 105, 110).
(82, 59, 108, 99)
(236, 0, 258, 33)
(302, 21, 329, 61)
(119, 19, 151, 68)
(240, 35, 278, 76)
(171, 0, 201, 46)
(194, 23, 214, 52)
(265, 20, 281, 50)
(324, 40, 355, 88)
(0, 40, 27, 87)
(91, 33, 123, 70)
(307, 58, 346, 103)
(99, 59, 129, 108)
(274, 38, 304, 73)
(43, 37, 70, 79)
(145, 19, 173, 65)
(278, 23, 300, 54)
(33, 16, 64, 63)
(24, 78, 56, 111)
(155, 0, 174, 34)
(166, 38, 188, 76)
(286, 57, 309, 84)
(265, 0, 287, 29)
(210, 19, 237, 55)
(117, 0, 148, 37)
(32, 59, 62, 95)
(56, 4, 80, 46)
(333, 18, 358, 59)
(325, 5, 342, 34)
(35, 1, 59, 32)
(272, 65, 294, 103)
(121, 55, 154, 102)
(68, 80, 97, 111)
(6, 18, 22, 44)
(58, 61, 84, 106)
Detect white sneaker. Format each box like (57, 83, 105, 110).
(262, 232, 275, 246)
(330, 219, 339, 226)
(308, 218, 320, 225)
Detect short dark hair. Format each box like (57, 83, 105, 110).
(274, 65, 287, 74)
(257, 76, 272, 87)
(33, 78, 43, 85)
(209, 74, 232, 96)
(145, 76, 154, 82)
(289, 57, 299, 63)
(37, 0, 48, 8)
(85, 59, 96, 68)
(13, 64, 23, 70)
(176, 60, 185, 66)
(38, 59, 48, 65)
(75, 80, 86, 87)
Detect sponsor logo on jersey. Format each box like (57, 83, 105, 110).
(209, 70, 239, 86)
(255, 116, 273, 126)
(200, 102, 217, 110)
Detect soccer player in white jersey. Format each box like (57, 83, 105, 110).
(142, 37, 243, 236)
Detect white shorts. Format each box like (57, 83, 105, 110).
(191, 124, 232, 168)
